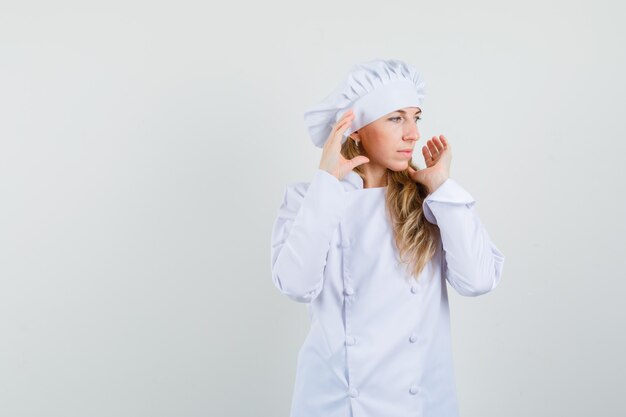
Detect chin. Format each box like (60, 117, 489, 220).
(387, 160, 411, 172)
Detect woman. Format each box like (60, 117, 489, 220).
(270, 58, 505, 417)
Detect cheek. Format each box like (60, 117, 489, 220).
(372, 143, 401, 162)
(363, 126, 401, 158)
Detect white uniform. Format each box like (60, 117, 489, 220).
(270, 168, 505, 417)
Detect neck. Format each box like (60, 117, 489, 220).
(361, 164, 388, 188)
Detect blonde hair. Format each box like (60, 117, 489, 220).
(341, 139, 441, 282)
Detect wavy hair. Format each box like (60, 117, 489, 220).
(340, 138, 441, 282)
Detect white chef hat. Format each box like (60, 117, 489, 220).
(303, 58, 426, 148)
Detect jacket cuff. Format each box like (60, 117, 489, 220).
(313, 167, 345, 195)
(422, 178, 476, 225)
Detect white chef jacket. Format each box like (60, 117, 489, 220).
(270, 168, 505, 417)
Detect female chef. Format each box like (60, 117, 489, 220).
(270, 58, 505, 417)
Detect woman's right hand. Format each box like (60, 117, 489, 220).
(318, 109, 370, 180)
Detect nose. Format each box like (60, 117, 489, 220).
(404, 121, 419, 142)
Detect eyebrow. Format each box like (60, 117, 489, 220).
(395, 109, 422, 115)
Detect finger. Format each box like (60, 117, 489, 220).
(427, 139, 439, 157)
(422, 145, 435, 162)
(426, 136, 439, 157)
(349, 155, 370, 169)
(432, 137, 445, 152)
(331, 113, 354, 135)
(331, 118, 354, 146)
(325, 115, 354, 149)
(334, 109, 354, 129)
(408, 166, 422, 182)
(439, 135, 449, 149)
(422, 145, 432, 160)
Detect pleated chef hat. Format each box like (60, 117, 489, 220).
(303, 58, 426, 148)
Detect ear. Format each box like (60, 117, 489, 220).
(349, 131, 360, 141)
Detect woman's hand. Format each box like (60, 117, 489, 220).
(408, 134, 451, 194)
(319, 108, 370, 180)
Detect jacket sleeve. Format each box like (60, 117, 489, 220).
(270, 168, 349, 303)
(422, 178, 506, 297)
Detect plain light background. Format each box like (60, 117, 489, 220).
(1, 1, 625, 416)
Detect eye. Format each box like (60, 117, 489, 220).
(389, 116, 422, 123)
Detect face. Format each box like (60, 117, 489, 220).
(349, 106, 422, 172)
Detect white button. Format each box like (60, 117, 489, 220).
(344, 287, 355, 296)
(409, 333, 418, 343)
(349, 387, 359, 398)
(409, 385, 419, 395)
(410, 285, 418, 294)
(346, 335, 356, 346)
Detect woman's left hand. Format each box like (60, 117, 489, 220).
(407, 134, 451, 194)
